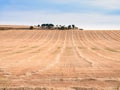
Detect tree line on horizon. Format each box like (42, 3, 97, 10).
(30, 24, 83, 30)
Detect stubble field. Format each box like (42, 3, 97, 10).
(0, 30, 120, 90)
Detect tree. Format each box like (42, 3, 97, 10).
(48, 24, 54, 29)
(68, 25, 72, 29)
(61, 26, 65, 30)
(46, 24, 49, 27)
(29, 26, 34, 30)
(41, 24, 46, 29)
(72, 25, 75, 29)
(41, 24, 54, 29)
(38, 24, 40, 27)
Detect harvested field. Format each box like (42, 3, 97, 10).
(0, 30, 120, 90)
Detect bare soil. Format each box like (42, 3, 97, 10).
(0, 29, 120, 90)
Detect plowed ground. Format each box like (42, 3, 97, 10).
(0, 30, 120, 90)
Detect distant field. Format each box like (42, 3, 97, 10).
(0, 29, 120, 90)
(0, 25, 30, 30)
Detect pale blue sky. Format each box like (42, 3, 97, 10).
(0, 0, 120, 29)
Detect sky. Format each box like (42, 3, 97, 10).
(0, 0, 120, 30)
